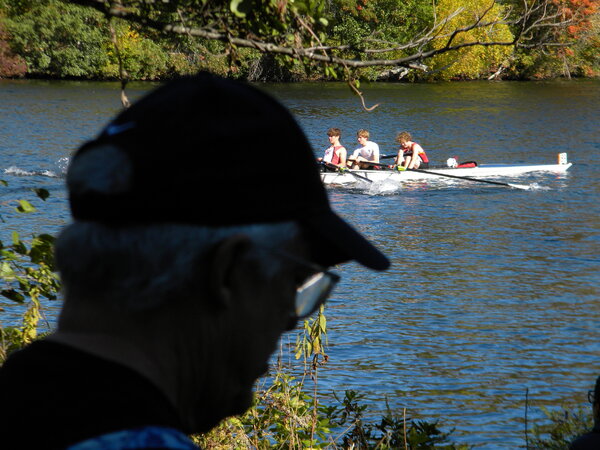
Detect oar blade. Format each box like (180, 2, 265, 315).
(508, 183, 532, 190)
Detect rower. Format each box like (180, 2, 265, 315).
(395, 131, 429, 169)
(348, 129, 380, 169)
(318, 128, 347, 170)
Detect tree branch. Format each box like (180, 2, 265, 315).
(67, 0, 569, 72)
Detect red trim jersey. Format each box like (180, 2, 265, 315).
(403, 142, 429, 163)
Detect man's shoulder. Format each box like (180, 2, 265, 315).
(0, 339, 57, 380)
(0, 339, 184, 449)
(570, 430, 600, 449)
(367, 141, 380, 150)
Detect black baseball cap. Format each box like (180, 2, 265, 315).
(68, 72, 389, 271)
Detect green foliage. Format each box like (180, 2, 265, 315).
(2, 0, 599, 80)
(329, 0, 435, 80)
(196, 378, 469, 449)
(0, 184, 60, 364)
(323, 390, 470, 449)
(1, 0, 191, 80)
(330, 0, 434, 43)
(103, 23, 169, 80)
(332, 14, 372, 50)
(4, 0, 110, 78)
(529, 405, 594, 449)
(295, 304, 328, 361)
(507, 48, 564, 79)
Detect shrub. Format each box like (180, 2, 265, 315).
(4, 0, 110, 78)
(529, 405, 594, 449)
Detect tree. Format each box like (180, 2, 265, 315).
(548, 0, 599, 77)
(0, 0, 197, 80)
(4, 1, 110, 78)
(66, 0, 572, 81)
(427, 0, 515, 79)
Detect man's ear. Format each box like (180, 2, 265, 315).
(208, 234, 252, 308)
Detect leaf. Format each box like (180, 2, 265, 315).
(1, 289, 25, 303)
(33, 188, 50, 201)
(16, 200, 36, 213)
(0, 180, 7, 186)
(30, 234, 55, 265)
(1, 262, 15, 279)
(319, 17, 329, 26)
(11, 232, 27, 255)
(319, 311, 327, 331)
(230, 0, 246, 18)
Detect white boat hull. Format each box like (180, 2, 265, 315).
(320, 162, 572, 185)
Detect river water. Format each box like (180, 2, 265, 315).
(1, 79, 599, 448)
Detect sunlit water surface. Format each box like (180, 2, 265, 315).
(1, 79, 599, 448)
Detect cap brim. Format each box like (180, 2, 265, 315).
(301, 212, 390, 271)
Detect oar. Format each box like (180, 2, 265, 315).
(360, 161, 531, 190)
(407, 168, 531, 190)
(320, 161, 373, 183)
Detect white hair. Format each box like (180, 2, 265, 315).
(54, 221, 298, 312)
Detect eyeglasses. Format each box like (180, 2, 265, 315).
(588, 390, 595, 404)
(263, 247, 340, 321)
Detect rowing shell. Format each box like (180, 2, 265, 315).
(320, 158, 572, 185)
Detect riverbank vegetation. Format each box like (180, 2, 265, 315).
(0, 0, 598, 83)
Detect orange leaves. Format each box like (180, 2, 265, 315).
(554, 0, 598, 41)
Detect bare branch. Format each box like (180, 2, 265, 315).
(106, 2, 130, 108)
(347, 78, 381, 112)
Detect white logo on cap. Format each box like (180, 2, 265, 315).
(104, 122, 136, 136)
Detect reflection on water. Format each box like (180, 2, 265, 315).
(2, 79, 600, 449)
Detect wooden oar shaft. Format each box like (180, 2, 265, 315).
(407, 168, 517, 187)
(348, 161, 529, 189)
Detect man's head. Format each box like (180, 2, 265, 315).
(592, 375, 600, 426)
(55, 220, 314, 432)
(56, 72, 389, 433)
(67, 73, 387, 271)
